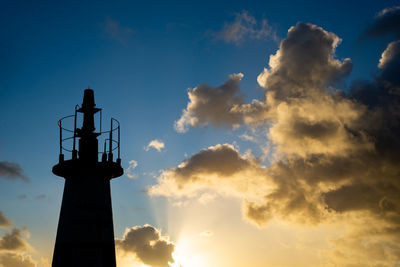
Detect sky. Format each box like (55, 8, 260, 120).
(1, 0, 400, 266)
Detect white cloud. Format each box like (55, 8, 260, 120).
(145, 139, 165, 152)
(239, 133, 256, 142)
(126, 160, 138, 179)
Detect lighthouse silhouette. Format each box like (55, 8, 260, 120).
(52, 89, 123, 267)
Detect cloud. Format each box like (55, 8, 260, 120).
(0, 228, 31, 252)
(149, 143, 327, 225)
(176, 23, 354, 134)
(172, 22, 400, 224)
(0, 212, 12, 229)
(34, 194, 46, 200)
(378, 40, 400, 86)
(174, 73, 245, 132)
(0, 252, 36, 267)
(156, 19, 400, 265)
(126, 160, 138, 179)
(365, 6, 400, 38)
(168, 20, 365, 221)
(170, 22, 397, 224)
(0, 215, 36, 266)
(213, 10, 278, 45)
(322, 217, 400, 266)
(239, 133, 256, 142)
(148, 144, 269, 199)
(0, 161, 28, 181)
(100, 16, 133, 45)
(256, 22, 352, 92)
(379, 40, 400, 69)
(40, 257, 51, 267)
(116, 225, 175, 267)
(145, 139, 165, 152)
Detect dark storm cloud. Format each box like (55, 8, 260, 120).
(365, 6, 400, 38)
(116, 225, 175, 267)
(0, 161, 28, 181)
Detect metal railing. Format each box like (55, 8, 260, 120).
(101, 118, 121, 162)
(57, 107, 120, 163)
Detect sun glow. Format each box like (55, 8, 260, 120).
(116, 253, 148, 267)
(170, 235, 211, 267)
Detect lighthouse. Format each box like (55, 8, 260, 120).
(52, 89, 123, 267)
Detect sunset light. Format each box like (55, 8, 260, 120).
(1, 1, 400, 266)
(171, 235, 212, 267)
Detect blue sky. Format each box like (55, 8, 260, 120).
(1, 0, 400, 266)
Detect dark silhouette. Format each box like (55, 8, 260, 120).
(52, 89, 123, 267)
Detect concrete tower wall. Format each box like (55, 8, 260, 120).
(52, 175, 116, 267)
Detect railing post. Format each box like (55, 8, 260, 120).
(72, 105, 78, 160)
(117, 124, 121, 165)
(59, 122, 62, 155)
(59, 121, 64, 163)
(108, 119, 113, 162)
(102, 140, 107, 162)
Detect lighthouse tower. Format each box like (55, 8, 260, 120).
(52, 89, 123, 267)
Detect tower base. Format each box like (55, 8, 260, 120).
(52, 163, 122, 267)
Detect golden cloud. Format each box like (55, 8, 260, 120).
(148, 144, 272, 199)
(155, 19, 400, 265)
(0, 228, 32, 252)
(116, 224, 175, 267)
(0, 252, 36, 267)
(0, 211, 13, 229)
(174, 73, 245, 133)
